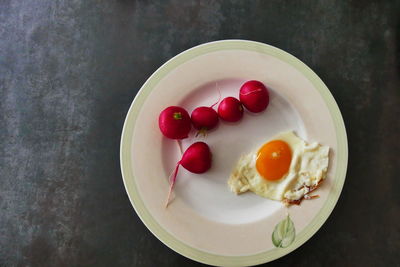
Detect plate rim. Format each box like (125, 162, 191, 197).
(120, 39, 348, 266)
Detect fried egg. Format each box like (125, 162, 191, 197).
(228, 131, 329, 204)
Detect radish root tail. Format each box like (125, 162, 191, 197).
(239, 88, 263, 96)
(210, 83, 222, 109)
(165, 161, 181, 208)
(176, 140, 183, 155)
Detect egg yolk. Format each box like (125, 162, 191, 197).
(256, 140, 292, 181)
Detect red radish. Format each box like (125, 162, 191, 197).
(191, 107, 219, 134)
(159, 106, 191, 139)
(165, 142, 212, 207)
(239, 80, 269, 113)
(190, 90, 221, 136)
(218, 97, 244, 122)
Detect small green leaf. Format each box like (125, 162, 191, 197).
(272, 215, 296, 248)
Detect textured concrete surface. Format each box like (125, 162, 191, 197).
(1, 0, 399, 266)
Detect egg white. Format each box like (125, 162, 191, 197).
(228, 131, 329, 202)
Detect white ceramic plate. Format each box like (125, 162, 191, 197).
(120, 40, 348, 266)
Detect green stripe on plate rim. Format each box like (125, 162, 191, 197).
(120, 40, 348, 266)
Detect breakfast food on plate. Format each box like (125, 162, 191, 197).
(228, 131, 329, 205)
(239, 80, 270, 113)
(165, 142, 212, 208)
(159, 80, 305, 208)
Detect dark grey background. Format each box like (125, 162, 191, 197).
(1, 0, 399, 266)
